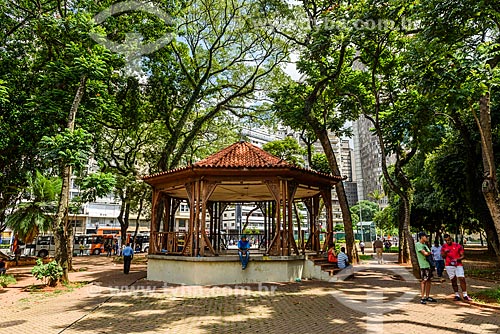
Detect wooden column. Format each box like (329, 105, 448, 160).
(199, 180, 217, 256)
(320, 187, 334, 252)
(183, 182, 195, 256)
(265, 180, 282, 255)
(304, 195, 321, 253)
(163, 195, 171, 233)
(294, 202, 304, 254)
(169, 199, 181, 232)
(149, 189, 160, 254)
(194, 180, 201, 256)
(281, 180, 287, 255)
(208, 202, 214, 243)
(286, 181, 299, 255)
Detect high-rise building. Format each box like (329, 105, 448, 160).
(352, 117, 387, 206)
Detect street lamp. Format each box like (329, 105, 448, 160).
(358, 179, 365, 242)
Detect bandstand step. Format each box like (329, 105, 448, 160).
(308, 255, 341, 276)
(320, 263, 339, 270)
(325, 268, 342, 276)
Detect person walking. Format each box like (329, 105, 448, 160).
(0, 258, 6, 275)
(79, 242, 85, 256)
(415, 232, 437, 304)
(373, 238, 384, 264)
(105, 242, 112, 257)
(431, 240, 445, 278)
(359, 241, 365, 255)
(113, 240, 119, 256)
(14, 246, 21, 266)
(237, 234, 251, 270)
(441, 233, 469, 301)
(122, 243, 134, 274)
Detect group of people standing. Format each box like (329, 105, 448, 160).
(416, 232, 469, 304)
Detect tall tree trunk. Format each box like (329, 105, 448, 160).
(400, 194, 419, 277)
(117, 189, 130, 246)
(52, 165, 72, 282)
(133, 192, 146, 245)
(451, 109, 500, 258)
(314, 128, 356, 263)
(367, 114, 420, 277)
(397, 200, 409, 263)
(52, 75, 87, 282)
(475, 93, 500, 263)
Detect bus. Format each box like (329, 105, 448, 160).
(35, 235, 56, 258)
(132, 234, 150, 253)
(97, 227, 122, 235)
(74, 234, 116, 256)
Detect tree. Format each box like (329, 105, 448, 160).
(415, 0, 500, 259)
(148, 0, 290, 171)
(6, 171, 61, 244)
(350, 200, 379, 223)
(271, 0, 360, 262)
(368, 189, 385, 209)
(310, 153, 332, 174)
(262, 137, 306, 166)
(1, 0, 122, 282)
(329, 0, 444, 274)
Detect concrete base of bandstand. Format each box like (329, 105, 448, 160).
(147, 254, 309, 285)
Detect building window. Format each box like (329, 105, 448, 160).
(178, 219, 185, 228)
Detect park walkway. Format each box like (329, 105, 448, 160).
(1, 254, 499, 334)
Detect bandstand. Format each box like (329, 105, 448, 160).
(143, 141, 343, 284)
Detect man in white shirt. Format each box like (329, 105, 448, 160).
(431, 240, 444, 278)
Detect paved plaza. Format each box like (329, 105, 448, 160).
(1, 254, 499, 334)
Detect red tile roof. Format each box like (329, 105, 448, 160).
(143, 141, 342, 181)
(193, 141, 290, 168)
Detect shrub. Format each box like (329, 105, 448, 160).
(0, 274, 16, 287)
(31, 259, 63, 286)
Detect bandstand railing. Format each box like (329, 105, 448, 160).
(150, 232, 186, 255)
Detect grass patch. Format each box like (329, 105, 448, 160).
(359, 255, 372, 261)
(0, 274, 16, 287)
(112, 256, 148, 264)
(63, 281, 88, 292)
(19, 280, 90, 304)
(467, 268, 500, 281)
(25, 284, 44, 293)
(471, 287, 500, 305)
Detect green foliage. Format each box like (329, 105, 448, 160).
(0, 274, 16, 287)
(311, 153, 332, 174)
(359, 255, 372, 261)
(0, 79, 9, 104)
(242, 229, 260, 235)
(471, 287, 500, 304)
(262, 137, 305, 166)
(6, 171, 60, 243)
(31, 259, 63, 287)
(40, 129, 92, 171)
(147, 0, 290, 171)
(75, 172, 116, 204)
(350, 200, 379, 222)
(334, 224, 345, 232)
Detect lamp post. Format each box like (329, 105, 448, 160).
(358, 179, 365, 242)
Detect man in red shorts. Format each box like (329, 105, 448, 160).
(441, 233, 469, 301)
